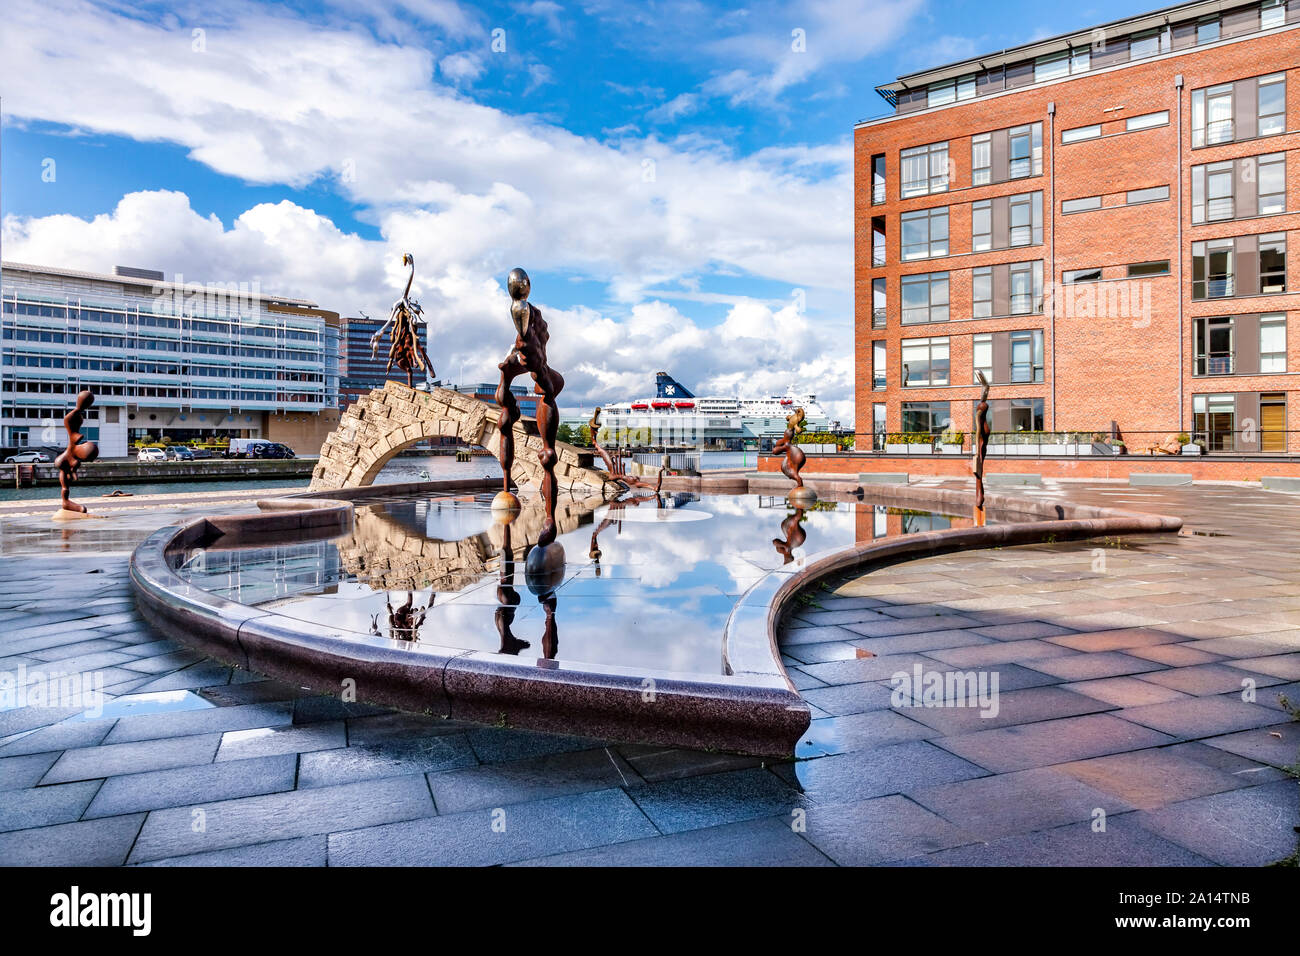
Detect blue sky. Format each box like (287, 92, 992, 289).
(0, 0, 1143, 421)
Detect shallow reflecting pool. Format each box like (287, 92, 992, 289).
(173, 490, 976, 678)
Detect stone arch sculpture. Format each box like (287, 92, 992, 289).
(310, 381, 618, 494)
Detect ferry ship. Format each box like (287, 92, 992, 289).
(592, 373, 831, 449)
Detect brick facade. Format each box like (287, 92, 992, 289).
(857, 6, 1300, 455)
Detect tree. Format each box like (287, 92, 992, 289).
(556, 423, 574, 445)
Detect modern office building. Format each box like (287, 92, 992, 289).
(857, 0, 1298, 453)
(1, 262, 341, 455)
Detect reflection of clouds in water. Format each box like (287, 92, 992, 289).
(180, 493, 866, 677)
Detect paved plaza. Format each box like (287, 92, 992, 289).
(0, 481, 1296, 866)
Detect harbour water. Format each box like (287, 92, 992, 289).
(0, 450, 757, 502)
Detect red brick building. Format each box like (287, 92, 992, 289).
(856, 0, 1300, 456)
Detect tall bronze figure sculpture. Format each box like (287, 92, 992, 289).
(53, 390, 100, 517)
(493, 268, 567, 583)
(588, 407, 664, 493)
(773, 406, 816, 505)
(972, 371, 991, 526)
(370, 253, 433, 389)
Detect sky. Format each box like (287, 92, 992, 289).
(0, 0, 1139, 426)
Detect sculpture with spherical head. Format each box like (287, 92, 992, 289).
(493, 268, 567, 583)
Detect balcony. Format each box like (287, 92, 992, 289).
(872, 183, 885, 205)
(1198, 351, 1234, 376)
(872, 308, 886, 329)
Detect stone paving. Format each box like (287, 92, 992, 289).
(0, 481, 1296, 866)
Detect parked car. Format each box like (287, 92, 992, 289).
(265, 442, 296, 459)
(4, 451, 50, 463)
(137, 447, 167, 462)
(190, 447, 215, 459)
(166, 445, 195, 461)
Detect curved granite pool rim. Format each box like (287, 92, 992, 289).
(130, 475, 1181, 758)
(721, 480, 1184, 691)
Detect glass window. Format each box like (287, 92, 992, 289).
(1062, 124, 1101, 144)
(901, 142, 950, 198)
(1260, 233, 1287, 293)
(901, 272, 950, 324)
(901, 207, 949, 260)
(1009, 195, 1033, 246)
(972, 268, 992, 318)
(1127, 185, 1169, 204)
(972, 200, 991, 251)
(1034, 53, 1070, 83)
(928, 79, 956, 107)
(1193, 160, 1235, 222)
(872, 340, 887, 390)
(872, 277, 887, 328)
(973, 334, 992, 382)
(1258, 153, 1286, 215)
(1192, 83, 1234, 147)
(971, 133, 991, 185)
(1261, 313, 1287, 372)
(1070, 48, 1090, 74)
(1258, 74, 1286, 137)
(1126, 111, 1168, 132)
(1262, 0, 1286, 29)
(901, 337, 950, 387)
(1193, 393, 1236, 451)
(1197, 17, 1220, 44)
(1127, 261, 1170, 278)
(901, 401, 951, 435)
(1064, 268, 1102, 283)
(1194, 316, 1234, 375)
(1008, 123, 1041, 178)
(871, 153, 886, 204)
(1009, 330, 1043, 383)
(1062, 196, 1101, 214)
(1129, 28, 1167, 59)
(1008, 262, 1041, 315)
(1192, 239, 1235, 299)
(957, 74, 976, 100)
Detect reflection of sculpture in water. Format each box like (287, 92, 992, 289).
(772, 508, 807, 565)
(54, 390, 100, 515)
(370, 591, 431, 642)
(493, 521, 530, 656)
(493, 517, 560, 660)
(772, 407, 816, 505)
(588, 490, 663, 576)
(972, 371, 991, 527)
(370, 253, 434, 389)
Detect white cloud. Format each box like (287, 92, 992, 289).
(646, 92, 700, 124)
(439, 51, 485, 83)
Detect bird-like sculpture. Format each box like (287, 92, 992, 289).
(370, 253, 434, 388)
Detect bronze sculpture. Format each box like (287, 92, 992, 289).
(588, 407, 665, 493)
(773, 406, 816, 504)
(972, 371, 991, 526)
(370, 253, 433, 389)
(493, 269, 567, 587)
(53, 390, 100, 516)
(494, 521, 530, 655)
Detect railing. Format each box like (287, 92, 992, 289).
(834, 428, 1300, 458)
(872, 248, 887, 267)
(1198, 351, 1234, 375)
(872, 307, 886, 329)
(872, 183, 885, 204)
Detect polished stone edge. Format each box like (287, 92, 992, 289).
(128, 484, 810, 758)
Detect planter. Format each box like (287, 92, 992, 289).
(886, 443, 931, 454)
(885, 444, 910, 454)
(1038, 443, 1069, 456)
(1181, 444, 1203, 455)
(939, 444, 964, 455)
